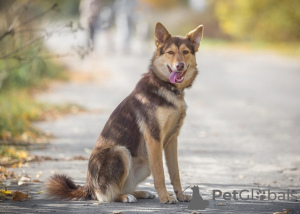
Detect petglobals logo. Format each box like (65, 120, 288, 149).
(188, 185, 209, 210)
(213, 189, 298, 201)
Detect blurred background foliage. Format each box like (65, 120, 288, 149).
(214, 0, 300, 42)
(0, 0, 67, 143)
(141, 0, 300, 44)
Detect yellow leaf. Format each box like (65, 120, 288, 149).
(0, 189, 12, 195)
(17, 151, 29, 159)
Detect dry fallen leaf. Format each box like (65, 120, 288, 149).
(93, 202, 102, 205)
(18, 181, 29, 186)
(33, 179, 40, 182)
(12, 191, 29, 202)
(18, 175, 31, 186)
(273, 209, 292, 214)
(218, 202, 226, 206)
(20, 176, 31, 182)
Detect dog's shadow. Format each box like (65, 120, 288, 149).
(188, 185, 209, 210)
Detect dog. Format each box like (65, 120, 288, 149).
(46, 22, 203, 204)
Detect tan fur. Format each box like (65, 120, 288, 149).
(144, 128, 176, 203)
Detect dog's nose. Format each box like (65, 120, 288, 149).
(176, 62, 184, 71)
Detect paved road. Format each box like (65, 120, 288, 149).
(2, 32, 300, 213)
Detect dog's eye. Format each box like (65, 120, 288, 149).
(167, 51, 174, 55)
(183, 50, 189, 55)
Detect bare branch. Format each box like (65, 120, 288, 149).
(0, 2, 29, 41)
(0, 3, 57, 42)
(0, 30, 12, 41)
(0, 53, 75, 62)
(20, 3, 58, 27)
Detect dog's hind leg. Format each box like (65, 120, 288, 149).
(121, 156, 155, 200)
(86, 145, 132, 202)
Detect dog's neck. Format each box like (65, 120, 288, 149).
(148, 69, 184, 96)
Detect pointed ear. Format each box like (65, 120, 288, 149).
(186, 25, 203, 52)
(154, 22, 170, 47)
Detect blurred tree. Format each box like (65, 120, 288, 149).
(141, 0, 183, 9)
(214, 0, 300, 42)
(55, 0, 80, 17)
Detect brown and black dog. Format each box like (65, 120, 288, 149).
(46, 22, 203, 204)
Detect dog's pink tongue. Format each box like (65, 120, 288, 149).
(169, 71, 181, 84)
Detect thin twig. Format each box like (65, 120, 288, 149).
(1, 53, 75, 61)
(0, 31, 12, 41)
(0, 3, 57, 42)
(20, 3, 58, 27)
(0, 2, 29, 41)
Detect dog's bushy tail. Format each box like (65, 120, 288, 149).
(45, 174, 87, 200)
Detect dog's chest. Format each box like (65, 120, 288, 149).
(156, 99, 187, 143)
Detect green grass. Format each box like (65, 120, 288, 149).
(0, 89, 45, 142)
(0, 56, 70, 143)
(0, 88, 83, 143)
(0, 57, 67, 91)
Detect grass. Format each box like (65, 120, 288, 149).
(0, 88, 83, 143)
(0, 55, 71, 141)
(0, 57, 85, 167)
(0, 90, 44, 142)
(0, 52, 83, 166)
(0, 146, 29, 167)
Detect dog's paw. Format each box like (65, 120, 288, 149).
(177, 193, 192, 202)
(122, 194, 137, 203)
(145, 191, 156, 199)
(133, 191, 156, 199)
(167, 191, 174, 196)
(160, 195, 178, 204)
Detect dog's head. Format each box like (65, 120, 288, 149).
(152, 22, 203, 89)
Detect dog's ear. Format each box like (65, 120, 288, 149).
(155, 22, 170, 48)
(186, 25, 203, 52)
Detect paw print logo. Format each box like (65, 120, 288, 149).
(255, 190, 266, 200)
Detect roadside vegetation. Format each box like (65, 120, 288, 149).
(0, 1, 79, 167)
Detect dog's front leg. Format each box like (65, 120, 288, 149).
(145, 133, 178, 204)
(165, 136, 192, 202)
